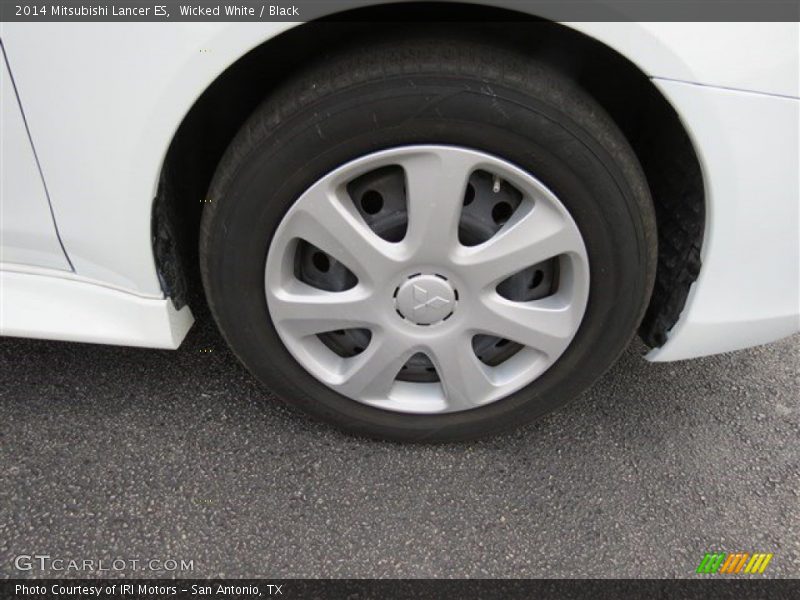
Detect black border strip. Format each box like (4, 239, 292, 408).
(3, 579, 800, 599)
(1, 0, 799, 22)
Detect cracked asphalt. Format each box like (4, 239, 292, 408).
(1, 312, 798, 579)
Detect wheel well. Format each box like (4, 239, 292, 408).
(153, 3, 705, 347)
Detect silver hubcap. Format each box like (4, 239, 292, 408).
(265, 146, 590, 414)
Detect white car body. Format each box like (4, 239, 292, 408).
(1, 20, 798, 360)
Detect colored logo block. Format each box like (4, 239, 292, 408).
(696, 552, 773, 574)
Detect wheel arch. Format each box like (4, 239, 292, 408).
(152, 2, 705, 347)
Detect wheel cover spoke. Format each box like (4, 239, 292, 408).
(265, 146, 590, 414)
(269, 285, 377, 338)
(425, 334, 498, 411)
(333, 333, 414, 400)
(457, 200, 583, 288)
(280, 185, 398, 285)
(400, 149, 482, 263)
(476, 294, 583, 359)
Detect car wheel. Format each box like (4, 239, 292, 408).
(199, 37, 657, 441)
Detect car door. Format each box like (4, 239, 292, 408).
(0, 41, 70, 271)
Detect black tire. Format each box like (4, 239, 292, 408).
(199, 37, 657, 442)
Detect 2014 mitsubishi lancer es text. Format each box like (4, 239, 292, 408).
(1, 15, 798, 441)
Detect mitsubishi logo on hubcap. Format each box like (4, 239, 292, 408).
(395, 274, 457, 325)
(412, 284, 450, 315)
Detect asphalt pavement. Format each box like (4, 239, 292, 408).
(1, 313, 798, 578)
